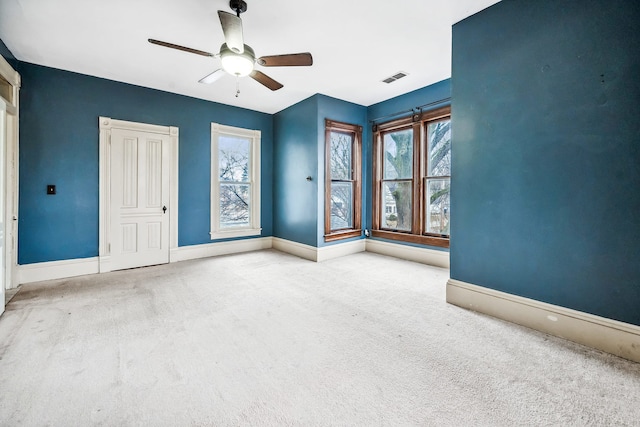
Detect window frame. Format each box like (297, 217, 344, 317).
(210, 122, 261, 240)
(372, 106, 451, 248)
(324, 119, 363, 242)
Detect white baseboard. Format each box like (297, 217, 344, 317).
(17, 239, 273, 284)
(273, 237, 448, 268)
(170, 237, 273, 262)
(318, 239, 366, 262)
(271, 238, 319, 261)
(272, 238, 366, 262)
(446, 278, 640, 363)
(18, 257, 100, 284)
(365, 239, 450, 268)
(16, 237, 448, 284)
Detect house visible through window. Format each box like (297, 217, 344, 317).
(372, 106, 451, 248)
(324, 119, 362, 241)
(210, 123, 261, 239)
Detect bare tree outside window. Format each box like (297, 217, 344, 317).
(383, 129, 413, 231)
(324, 120, 362, 241)
(371, 106, 451, 248)
(210, 123, 261, 240)
(425, 120, 451, 235)
(219, 136, 251, 228)
(330, 131, 353, 229)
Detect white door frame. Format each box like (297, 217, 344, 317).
(98, 117, 178, 273)
(0, 99, 5, 312)
(0, 54, 20, 292)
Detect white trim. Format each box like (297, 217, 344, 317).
(170, 237, 272, 262)
(272, 238, 320, 262)
(318, 240, 366, 262)
(15, 237, 450, 285)
(17, 240, 273, 284)
(0, 99, 4, 314)
(18, 257, 100, 284)
(271, 238, 367, 263)
(273, 237, 447, 266)
(169, 126, 179, 250)
(0, 55, 22, 104)
(98, 117, 179, 273)
(210, 228, 263, 239)
(365, 239, 450, 268)
(0, 54, 19, 291)
(5, 102, 18, 290)
(210, 122, 261, 240)
(446, 278, 640, 363)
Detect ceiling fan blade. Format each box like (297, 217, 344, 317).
(218, 11, 244, 54)
(249, 70, 283, 91)
(148, 39, 214, 57)
(257, 53, 313, 67)
(198, 69, 225, 84)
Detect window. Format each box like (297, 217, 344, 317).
(372, 106, 451, 248)
(424, 118, 451, 236)
(210, 123, 261, 239)
(324, 119, 363, 241)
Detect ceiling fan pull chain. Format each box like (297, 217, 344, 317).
(236, 76, 241, 97)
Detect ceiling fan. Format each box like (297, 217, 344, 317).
(148, 0, 313, 95)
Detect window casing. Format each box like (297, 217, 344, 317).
(210, 123, 261, 239)
(372, 106, 451, 248)
(324, 119, 362, 241)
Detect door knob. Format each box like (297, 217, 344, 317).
(162, 206, 167, 214)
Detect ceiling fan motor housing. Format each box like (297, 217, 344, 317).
(229, 0, 247, 15)
(220, 43, 255, 76)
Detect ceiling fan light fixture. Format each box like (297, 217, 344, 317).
(220, 43, 255, 77)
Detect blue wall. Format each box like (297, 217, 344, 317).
(19, 62, 273, 264)
(316, 94, 368, 246)
(0, 38, 18, 70)
(273, 95, 319, 246)
(367, 79, 451, 124)
(451, 0, 640, 325)
(272, 94, 367, 247)
(366, 79, 452, 251)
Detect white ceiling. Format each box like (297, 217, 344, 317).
(0, 0, 500, 114)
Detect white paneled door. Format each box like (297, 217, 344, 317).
(0, 101, 5, 314)
(110, 128, 171, 270)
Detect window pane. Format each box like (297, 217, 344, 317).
(219, 136, 250, 182)
(382, 181, 412, 231)
(220, 183, 250, 228)
(330, 131, 352, 180)
(425, 178, 450, 235)
(427, 120, 451, 177)
(330, 182, 353, 230)
(383, 129, 413, 179)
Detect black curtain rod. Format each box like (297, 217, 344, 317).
(369, 97, 451, 124)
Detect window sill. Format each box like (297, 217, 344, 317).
(324, 229, 362, 242)
(210, 228, 262, 240)
(371, 230, 449, 248)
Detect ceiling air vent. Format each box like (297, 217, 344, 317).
(382, 71, 409, 84)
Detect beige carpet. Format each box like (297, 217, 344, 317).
(0, 249, 638, 426)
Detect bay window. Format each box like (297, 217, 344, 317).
(372, 106, 451, 247)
